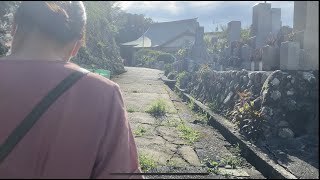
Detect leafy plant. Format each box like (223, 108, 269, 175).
(146, 99, 167, 117)
(177, 122, 200, 144)
(229, 91, 265, 141)
(139, 153, 157, 172)
(220, 155, 242, 169)
(134, 125, 147, 137)
(176, 71, 191, 89)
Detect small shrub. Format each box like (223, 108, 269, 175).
(146, 99, 167, 117)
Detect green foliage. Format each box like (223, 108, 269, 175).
(195, 112, 209, 124)
(208, 101, 219, 112)
(134, 125, 147, 137)
(240, 27, 250, 42)
(72, 1, 125, 75)
(176, 48, 187, 59)
(139, 153, 157, 172)
(127, 107, 136, 113)
(177, 122, 200, 144)
(156, 53, 176, 64)
(176, 71, 191, 89)
(220, 155, 242, 169)
(229, 91, 266, 142)
(164, 64, 173, 76)
(146, 99, 167, 117)
(134, 49, 162, 67)
(188, 100, 197, 111)
(115, 12, 153, 44)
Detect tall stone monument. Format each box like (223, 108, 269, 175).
(293, 1, 319, 70)
(227, 21, 241, 46)
(191, 26, 209, 63)
(271, 8, 281, 35)
(252, 3, 272, 48)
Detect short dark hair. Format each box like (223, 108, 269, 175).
(14, 1, 86, 45)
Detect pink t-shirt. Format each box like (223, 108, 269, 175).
(0, 60, 143, 179)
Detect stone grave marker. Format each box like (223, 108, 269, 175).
(261, 45, 279, 70)
(280, 41, 300, 70)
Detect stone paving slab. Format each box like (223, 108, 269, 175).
(113, 67, 265, 179)
(123, 92, 177, 114)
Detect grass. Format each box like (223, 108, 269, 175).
(177, 122, 200, 144)
(127, 107, 136, 113)
(146, 99, 167, 117)
(202, 158, 220, 175)
(163, 119, 181, 127)
(195, 112, 209, 124)
(134, 125, 147, 137)
(220, 155, 242, 169)
(188, 100, 197, 111)
(139, 153, 157, 172)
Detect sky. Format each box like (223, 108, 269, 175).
(115, 1, 294, 32)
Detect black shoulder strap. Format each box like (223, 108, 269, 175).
(0, 70, 88, 164)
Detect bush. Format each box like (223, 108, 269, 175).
(134, 49, 176, 68)
(134, 49, 162, 67)
(176, 71, 191, 89)
(156, 53, 176, 64)
(146, 99, 167, 117)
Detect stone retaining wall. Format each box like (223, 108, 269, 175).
(179, 67, 318, 141)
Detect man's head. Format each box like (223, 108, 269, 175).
(11, 1, 87, 61)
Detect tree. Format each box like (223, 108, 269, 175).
(116, 13, 153, 44)
(240, 27, 250, 42)
(72, 1, 125, 75)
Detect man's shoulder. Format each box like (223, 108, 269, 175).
(66, 63, 120, 93)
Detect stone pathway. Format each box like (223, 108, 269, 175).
(112, 67, 265, 179)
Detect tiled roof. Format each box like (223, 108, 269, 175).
(122, 18, 199, 47)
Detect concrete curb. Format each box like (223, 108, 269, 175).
(174, 86, 297, 179)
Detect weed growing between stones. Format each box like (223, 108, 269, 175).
(193, 112, 209, 124)
(229, 91, 266, 142)
(134, 125, 147, 137)
(139, 153, 157, 172)
(146, 99, 167, 117)
(177, 122, 200, 144)
(220, 155, 242, 169)
(188, 99, 197, 111)
(127, 107, 136, 113)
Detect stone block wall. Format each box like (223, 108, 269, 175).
(180, 68, 318, 141)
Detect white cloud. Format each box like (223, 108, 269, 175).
(116, 1, 294, 32)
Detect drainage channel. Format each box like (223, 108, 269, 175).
(174, 86, 297, 179)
